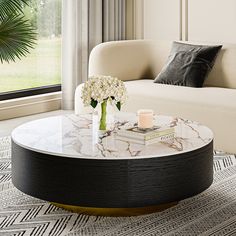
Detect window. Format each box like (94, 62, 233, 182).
(0, 0, 61, 100)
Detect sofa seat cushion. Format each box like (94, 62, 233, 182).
(124, 79, 236, 111)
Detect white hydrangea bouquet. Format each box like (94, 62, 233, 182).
(81, 75, 127, 130)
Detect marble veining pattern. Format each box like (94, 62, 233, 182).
(11, 113, 213, 159)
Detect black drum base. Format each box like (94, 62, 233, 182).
(11, 139, 213, 215)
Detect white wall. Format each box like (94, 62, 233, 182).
(142, 0, 236, 43)
(144, 0, 181, 40)
(188, 0, 236, 43)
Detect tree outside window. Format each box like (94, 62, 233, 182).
(0, 0, 62, 93)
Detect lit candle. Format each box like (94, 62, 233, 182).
(137, 109, 154, 129)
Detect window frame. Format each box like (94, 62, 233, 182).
(0, 84, 61, 101)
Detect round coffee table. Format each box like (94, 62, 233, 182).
(11, 113, 213, 216)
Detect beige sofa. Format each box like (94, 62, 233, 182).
(75, 40, 236, 153)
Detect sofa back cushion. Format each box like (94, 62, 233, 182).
(89, 40, 236, 89)
(89, 40, 160, 81)
(204, 44, 236, 88)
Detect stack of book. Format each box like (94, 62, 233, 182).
(116, 126, 175, 145)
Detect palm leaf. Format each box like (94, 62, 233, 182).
(0, 14, 36, 63)
(0, 0, 30, 20)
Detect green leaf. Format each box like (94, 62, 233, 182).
(91, 99, 98, 109)
(0, 0, 31, 21)
(0, 14, 36, 63)
(116, 102, 121, 111)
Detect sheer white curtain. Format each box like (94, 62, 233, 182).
(103, 0, 126, 41)
(62, 0, 126, 110)
(62, 0, 102, 110)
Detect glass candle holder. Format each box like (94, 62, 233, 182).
(137, 109, 154, 129)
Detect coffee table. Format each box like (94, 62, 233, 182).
(11, 113, 213, 216)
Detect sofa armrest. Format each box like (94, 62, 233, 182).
(89, 40, 155, 81)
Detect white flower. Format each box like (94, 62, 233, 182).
(81, 75, 127, 109)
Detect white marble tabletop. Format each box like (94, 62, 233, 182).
(11, 113, 213, 159)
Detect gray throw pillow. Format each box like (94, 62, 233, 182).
(154, 42, 222, 87)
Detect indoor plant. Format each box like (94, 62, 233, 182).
(0, 0, 36, 63)
(81, 75, 127, 130)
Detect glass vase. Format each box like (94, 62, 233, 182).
(99, 100, 107, 130)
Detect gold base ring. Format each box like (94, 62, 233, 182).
(52, 202, 178, 216)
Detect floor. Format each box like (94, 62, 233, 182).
(0, 110, 72, 138)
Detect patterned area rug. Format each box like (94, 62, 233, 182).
(0, 136, 236, 236)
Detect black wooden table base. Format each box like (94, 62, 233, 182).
(11, 140, 213, 216)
